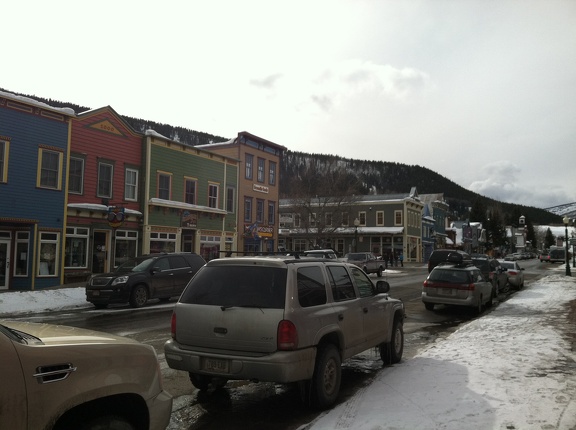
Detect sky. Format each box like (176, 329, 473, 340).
(1, 267, 575, 429)
(3, 1, 576, 209)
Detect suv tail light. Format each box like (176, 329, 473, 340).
(277, 320, 298, 350)
(170, 312, 177, 339)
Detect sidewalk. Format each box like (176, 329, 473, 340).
(304, 270, 576, 430)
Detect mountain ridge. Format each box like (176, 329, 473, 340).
(1, 87, 564, 225)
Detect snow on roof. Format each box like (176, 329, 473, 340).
(1, 89, 75, 116)
(67, 203, 142, 216)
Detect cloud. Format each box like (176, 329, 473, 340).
(249, 73, 283, 89)
(469, 161, 570, 209)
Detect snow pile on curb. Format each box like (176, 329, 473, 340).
(307, 274, 576, 430)
(0, 287, 88, 316)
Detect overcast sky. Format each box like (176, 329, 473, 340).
(4, 1, 575, 209)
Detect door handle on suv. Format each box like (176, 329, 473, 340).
(338, 314, 344, 321)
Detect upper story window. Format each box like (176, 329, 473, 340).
(208, 183, 219, 208)
(359, 211, 366, 226)
(395, 210, 403, 226)
(38, 148, 63, 190)
(325, 212, 332, 227)
(269, 161, 276, 186)
(294, 213, 301, 227)
(256, 199, 264, 222)
(69, 157, 84, 194)
(0, 139, 9, 183)
(244, 197, 253, 221)
(157, 172, 171, 200)
(268, 201, 275, 225)
(184, 178, 197, 205)
(124, 168, 138, 201)
(257, 158, 265, 183)
(97, 161, 114, 198)
(226, 186, 235, 213)
(376, 211, 384, 226)
(341, 212, 349, 226)
(245, 153, 253, 179)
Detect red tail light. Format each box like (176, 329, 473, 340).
(508, 271, 518, 276)
(170, 312, 177, 339)
(459, 283, 475, 291)
(277, 320, 298, 350)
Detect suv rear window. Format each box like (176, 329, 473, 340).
(428, 269, 471, 284)
(179, 266, 287, 309)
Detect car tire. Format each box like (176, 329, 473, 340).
(93, 303, 108, 309)
(424, 302, 435, 311)
(189, 372, 211, 391)
(311, 344, 341, 409)
(129, 285, 148, 308)
(80, 416, 135, 430)
(380, 317, 404, 365)
(474, 296, 484, 316)
(377, 267, 383, 277)
(363, 266, 369, 274)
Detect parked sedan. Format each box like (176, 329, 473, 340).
(0, 320, 172, 430)
(499, 260, 525, 289)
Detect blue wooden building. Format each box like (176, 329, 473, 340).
(0, 91, 74, 290)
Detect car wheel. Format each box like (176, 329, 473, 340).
(93, 303, 108, 309)
(129, 285, 148, 308)
(424, 302, 435, 311)
(363, 266, 369, 274)
(486, 288, 494, 308)
(189, 372, 211, 391)
(80, 416, 135, 430)
(380, 317, 404, 365)
(377, 267, 383, 277)
(474, 296, 484, 316)
(311, 344, 341, 409)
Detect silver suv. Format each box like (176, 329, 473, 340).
(164, 256, 405, 409)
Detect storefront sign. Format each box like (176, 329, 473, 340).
(253, 184, 269, 193)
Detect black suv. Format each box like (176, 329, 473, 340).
(427, 249, 472, 273)
(471, 257, 508, 294)
(86, 253, 205, 308)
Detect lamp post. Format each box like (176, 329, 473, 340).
(572, 231, 575, 267)
(354, 217, 360, 252)
(563, 216, 571, 276)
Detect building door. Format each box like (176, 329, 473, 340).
(0, 238, 10, 290)
(92, 230, 110, 274)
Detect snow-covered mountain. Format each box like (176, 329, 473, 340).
(546, 202, 576, 220)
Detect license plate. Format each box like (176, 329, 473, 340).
(203, 358, 229, 373)
(91, 290, 100, 296)
(439, 288, 452, 296)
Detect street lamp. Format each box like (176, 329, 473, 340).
(354, 218, 360, 252)
(563, 216, 571, 276)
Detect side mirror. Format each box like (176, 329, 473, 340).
(375, 280, 391, 294)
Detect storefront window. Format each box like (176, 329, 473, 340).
(150, 232, 176, 254)
(38, 232, 59, 276)
(200, 235, 220, 261)
(65, 227, 89, 268)
(15, 232, 29, 276)
(114, 230, 138, 267)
